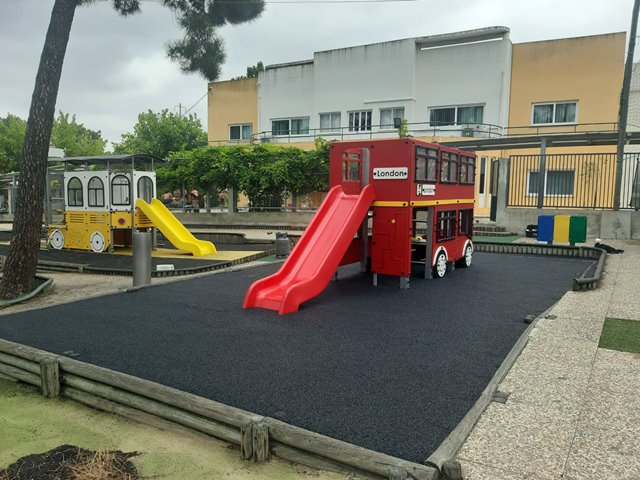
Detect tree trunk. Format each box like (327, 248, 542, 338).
(0, 0, 78, 299)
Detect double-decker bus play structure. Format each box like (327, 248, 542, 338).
(244, 138, 475, 315)
(45, 154, 215, 256)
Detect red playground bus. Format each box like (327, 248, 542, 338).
(329, 138, 475, 288)
(244, 138, 475, 314)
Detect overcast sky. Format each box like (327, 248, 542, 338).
(0, 0, 635, 149)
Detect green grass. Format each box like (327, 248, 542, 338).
(598, 318, 640, 353)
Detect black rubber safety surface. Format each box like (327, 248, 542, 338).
(0, 253, 592, 463)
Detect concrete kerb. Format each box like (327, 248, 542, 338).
(474, 243, 605, 291)
(424, 301, 563, 479)
(0, 275, 53, 309)
(572, 247, 607, 291)
(424, 244, 605, 479)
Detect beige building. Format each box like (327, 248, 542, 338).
(206, 31, 628, 217)
(208, 77, 258, 145)
(466, 32, 626, 217)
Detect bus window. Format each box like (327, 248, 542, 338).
(415, 147, 438, 183)
(436, 210, 456, 242)
(137, 176, 154, 203)
(342, 151, 361, 182)
(67, 177, 83, 207)
(440, 152, 459, 183)
(111, 175, 130, 206)
(460, 156, 475, 185)
(458, 209, 473, 236)
(88, 176, 104, 207)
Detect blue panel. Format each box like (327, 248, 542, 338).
(537, 215, 555, 243)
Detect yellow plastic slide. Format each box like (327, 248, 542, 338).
(135, 198, 217, 256)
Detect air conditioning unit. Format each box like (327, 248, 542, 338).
(462, 127, 475, 137)
(393, 117, 403, 129)
(260, 137, 271, 143)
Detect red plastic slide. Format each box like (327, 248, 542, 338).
(243, 184, 376, 315)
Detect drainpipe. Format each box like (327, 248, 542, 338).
(614, 0, 640, 210)
(537, 138, 547, 210)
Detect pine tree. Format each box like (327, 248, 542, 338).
(0, 0, 264, 299)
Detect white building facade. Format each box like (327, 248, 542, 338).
(257, 27, 512, 143)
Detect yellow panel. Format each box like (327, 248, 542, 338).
(134, 211, 154, 228)
(553, 215, 570, 243)
(111, 212, 132, 229)
(65, 222, 89, 250)
(87, 212, 109, 225)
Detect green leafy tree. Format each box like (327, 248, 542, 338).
(0, 114, 27, 174)
(0, 0, 265, 300)
(162, 140, 331, 210)
(114, 109, 207, 159)
(0, 112, 105, 173)
(398, 119, 409, 138)
(50, 111, 106, 157)
(232, 61, 264, 80)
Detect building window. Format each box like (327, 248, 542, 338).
(320, 112, 341, 132)
(229, 124, 252, 141)
(380, 107, 405, 129)
(458, 209, 473, 236)
(532, 102, 577, 125)
(479, 157, 487, 194)
(429, 105, 484, 126)
(436, 210, 457, 242)
(291, 117, 309, 135)
(272, 118, 309, 136)
(348, 111, 372, 132)
(272, 120, 289, 136)
(527, 170, 575, 196)
(440, 152, 459, 183)
(67, 177, 83, 207)
(111, 175, 130, 206)
(459, 156, 475, 185)
(415, 147, 438, 183)
(87, 177, 104, 207)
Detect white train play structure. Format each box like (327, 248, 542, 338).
(45, 154, 215, 256)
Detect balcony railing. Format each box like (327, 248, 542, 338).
(252, 121, 504, 144)
(208, 121, 638, 146)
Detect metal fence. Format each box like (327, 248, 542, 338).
(507, 153, 640, 210)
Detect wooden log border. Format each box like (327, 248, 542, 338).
(0, 338, 438, 480)
(474, 243, 605, 291)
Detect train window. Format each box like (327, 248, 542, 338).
(67, 177, 83, 207)
(111, 175, 130, 206)
(460, 157, 476, 185)
(436, 210, 457, 242)
(458, 209, 473, 236)
(88, 177, 104, 207)
(137, 176, 154, 203)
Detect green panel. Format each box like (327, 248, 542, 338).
(553, 215, 570, 243)
(569, 216, 587, 243)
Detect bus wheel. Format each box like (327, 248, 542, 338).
(433, 251, 447, 278)
(456, 244, 473, 268)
